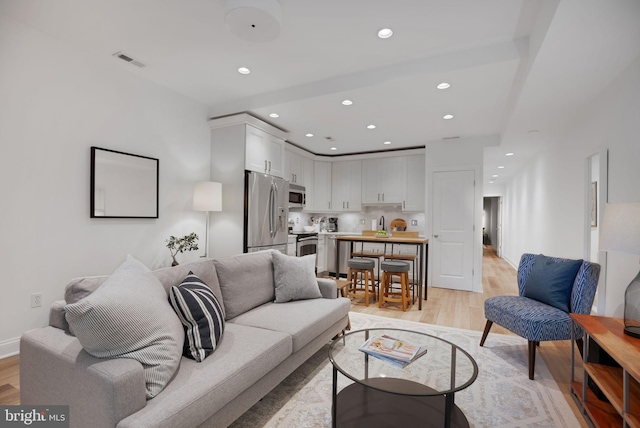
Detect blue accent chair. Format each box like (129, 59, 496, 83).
(480, 253, 601, 380)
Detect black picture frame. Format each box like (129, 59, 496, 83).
(90, 146, 159, 218)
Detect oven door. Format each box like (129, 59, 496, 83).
(296, 236, 318, 257)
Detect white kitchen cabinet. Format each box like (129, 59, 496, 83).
(284, 149, 305, 185)
(245, 124, 284, 178)
(316, 235, 327, 273)
(402, 155, 425, 211)
(331, 160, 361, 211)
(312, 161, 332, 211)
(302, 157, 314, 211)
(361, 157, 403, 204)
(287, 235, 296, 256)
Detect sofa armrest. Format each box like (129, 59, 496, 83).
(49, 300, 69, 331)
(20, 326, 146, 428)
(317, 278, 339, 299)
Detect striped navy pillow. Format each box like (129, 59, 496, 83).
(169, 271, 225, 362)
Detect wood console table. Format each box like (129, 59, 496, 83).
(571, 314, 640, 427)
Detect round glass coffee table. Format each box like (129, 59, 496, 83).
(329, 328, 478, 428)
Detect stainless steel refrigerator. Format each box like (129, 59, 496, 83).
(244, 171, 289, 253)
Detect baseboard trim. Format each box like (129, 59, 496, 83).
(0, 337, 20, 359)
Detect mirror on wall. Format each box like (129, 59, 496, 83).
(91, 147, 159, 218)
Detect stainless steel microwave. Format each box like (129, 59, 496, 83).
(288, 183, 305, 209)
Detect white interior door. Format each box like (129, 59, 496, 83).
(432, 170, 475, 291)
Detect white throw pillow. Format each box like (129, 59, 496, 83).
(272, 252, 322, 303)
(65, 255, 184, 399)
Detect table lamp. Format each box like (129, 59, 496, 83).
(599, 202, 640, 338)
(193, 181, 222, 258)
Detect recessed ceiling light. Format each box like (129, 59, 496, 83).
(492, 174, 498, 178)
(341, 99, 353, 106)
(437, 82, 451, 90)
(377, 28, 393, 39)
(383, 141, 391, 145)
(237, 67, 250, 74)
(506, 152, 514, 156)
(269, 113, 279, 118)
(489, 181, 495, 184)
(443, 114, 454, 120)
(367, 124, 376, 129)
(498, 166, 505, 169)
(330, 147, 337, 151)
(305, 133, 313, 137)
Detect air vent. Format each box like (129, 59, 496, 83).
(324, 136, 335, 141)
(442, 136, 460, 140)
(112, 51, 146, 68)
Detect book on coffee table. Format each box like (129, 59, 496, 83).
(358, 335, 427, 368)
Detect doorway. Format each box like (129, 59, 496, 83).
(483, 196, 502, 257)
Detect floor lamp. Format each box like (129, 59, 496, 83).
(599, 202, 640, 338)
(193, 182, 222, 258)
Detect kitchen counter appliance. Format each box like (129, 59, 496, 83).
(327, 217, 338, 232)
(244, 171, 288, 253)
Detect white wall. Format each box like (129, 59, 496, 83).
(0, 17, 211, 357)
(502, 55, 640, 316)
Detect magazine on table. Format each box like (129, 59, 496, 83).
(358, 335, 428, 368)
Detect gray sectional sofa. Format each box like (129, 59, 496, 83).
(20, 251, 351, 428)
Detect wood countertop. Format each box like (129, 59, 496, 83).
(336, 235, 428, 244)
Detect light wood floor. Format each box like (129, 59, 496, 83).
(0, 246, 587, 426)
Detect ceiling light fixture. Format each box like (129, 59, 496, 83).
(506, 152, 514, 156)
(498, 166, 505, 169)
(489, 181, 495, 184)
(492, 175, 498, 178)
(305, 133, 313, 137)
(367, 124, 376, 129)
(330, 147, 337, 151)
(269, 113, 279, 118)
(383, 141, 391, 145)
(237, 67, 251, 74)
(377, 28, 393, 39)
(443, 114, 454, 120)
(437, 82, 451, 89)
(342, 100, 353, 106)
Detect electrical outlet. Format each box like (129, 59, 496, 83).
(31, 293, 42, 308)
(411, 220, 418, 226)
(360, 219, 365, 225)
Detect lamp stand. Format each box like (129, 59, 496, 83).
(203, 210, 210, 258)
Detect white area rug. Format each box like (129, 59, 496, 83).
(230, 312, 580, 428)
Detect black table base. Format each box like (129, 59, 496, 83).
(334, 382, 470, 428)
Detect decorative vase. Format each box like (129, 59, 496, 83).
(172, 256, 179, 267)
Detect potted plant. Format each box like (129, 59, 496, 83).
(166, 232, 199, 266)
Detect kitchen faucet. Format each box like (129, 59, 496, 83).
(379, 216, 385, 231)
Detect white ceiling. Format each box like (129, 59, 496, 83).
(2, 0, 639, 187)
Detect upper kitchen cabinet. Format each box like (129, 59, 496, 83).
(284, 149, 304, 185)
(312, 161, 332, 211)
(302, 157, 314, 211)
(362, 157, 403, 204)
(402, 155, 425, 211)
(245, 124, 285, 178)
(332, 160, 361, 212)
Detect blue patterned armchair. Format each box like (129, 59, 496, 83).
(480, 253, 600, 379)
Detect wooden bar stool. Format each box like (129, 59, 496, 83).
(379, 260, 411, 311)
(346, 258, 376, 306)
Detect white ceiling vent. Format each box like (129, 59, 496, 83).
(112, 51, 146, 68)
(442, 136, 460, 140)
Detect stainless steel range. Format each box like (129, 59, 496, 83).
(290, 232, 318, 257)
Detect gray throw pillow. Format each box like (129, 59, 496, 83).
(65, 255, 184, 399)
(272, 252, 322, 303)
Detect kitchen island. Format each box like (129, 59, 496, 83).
(336, 234, 428, 309)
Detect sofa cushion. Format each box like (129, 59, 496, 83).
(117, 323, 292, 428)
(272, 252, 322, 303)
(523, 254, 583, 312)
(64, 255, 184, 399)
(230, 297, 351, 352)
(65, 258, 225, 317)
(169, 272, 225, 362)
(213, 251, 275, 320)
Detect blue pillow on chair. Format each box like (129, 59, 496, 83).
(523, 254, 583, 312)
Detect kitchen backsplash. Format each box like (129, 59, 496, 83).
(289, 207, 425, 236)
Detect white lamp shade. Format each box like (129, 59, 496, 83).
(599, 202, 640, 254)
(193, 182, 222, 212)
